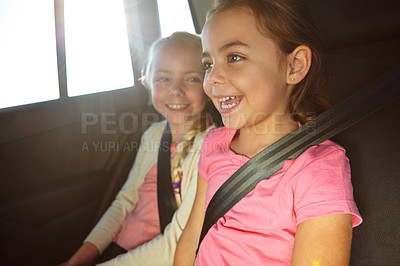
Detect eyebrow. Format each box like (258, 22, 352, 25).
(153, 69, 202, 75)
(202, 40, 249, 59)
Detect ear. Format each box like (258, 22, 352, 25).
(286, 45, 312, 84)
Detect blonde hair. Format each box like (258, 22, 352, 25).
(142, 32, 217, 206)
(142, 31, 203, 88)
(171, 111, 212, 206)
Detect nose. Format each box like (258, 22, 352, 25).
(206, 64, 224, 86)
(169, 81, 184, 96)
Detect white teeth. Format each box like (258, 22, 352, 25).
(218, 96, 240, 110)
(168, 104, 187, 110)
(218, 96, 236, 102)
(221, 102, 237, 109)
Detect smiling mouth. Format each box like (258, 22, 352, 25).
(167, 104, 188, 110)
(217, 96, 242, 112)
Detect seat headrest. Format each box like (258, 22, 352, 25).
(191, 0, 400, 49)
(304, 0, 400, 48)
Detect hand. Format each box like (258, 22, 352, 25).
(64, 242, 100, 266)
(174, 176, 207, 266)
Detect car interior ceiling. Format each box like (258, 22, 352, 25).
(0, 0, 399, 265)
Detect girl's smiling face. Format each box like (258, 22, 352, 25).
(149, 44, 208, 133)
(201, 8, 294, 132)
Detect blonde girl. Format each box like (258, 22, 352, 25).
(64, 32, 217, 266)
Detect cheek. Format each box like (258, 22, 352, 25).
(151, 86, 167, 106)
(202, 83, 219, 109)
(151, 83, 166, 97)
(192, 87, 209, 107)
(203, 81, 212, 98)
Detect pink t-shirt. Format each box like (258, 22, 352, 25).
(196, 127, 362, 265)
(114, 143, 178, 250)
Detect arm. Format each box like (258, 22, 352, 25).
(96, 127, 212, 266)
(291, 143, 361, 265)
(65, 242, 100, 266)
(64, 125, 159, 266)
(97, 172, 202, 266)
(291, 214, 353, 266)
(65, 170, 144, 265)
(84, 125, 160, 249)
(174, 175, 208, 266)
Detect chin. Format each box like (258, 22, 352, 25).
(221, 117, 242, 130)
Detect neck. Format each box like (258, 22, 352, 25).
(169, 121, 196, 143)
(230, 113, 298, 158)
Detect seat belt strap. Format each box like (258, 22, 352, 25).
(157, 122, 178, 233)
(198, 64, 400, 247)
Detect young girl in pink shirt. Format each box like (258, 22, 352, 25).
(175, 0, 362, 265)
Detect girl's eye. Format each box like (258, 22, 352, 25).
(227, 54, 244, 63)
(155, 77, 168, 82)
(188, 77, 201, 82)
(201, 62, 213, 71)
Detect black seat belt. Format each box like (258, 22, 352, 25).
(198, 64, 400, 247)
(157, 122, 178, 233)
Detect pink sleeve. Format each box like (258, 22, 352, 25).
(294, 145, 362, 228)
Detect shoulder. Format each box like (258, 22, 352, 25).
(313, 139, 345, 155)
(291, 141, 361, 227)
(200, 126, 235, 155)
(189, 125, 218, 157)
(204, 126, 235, 145)
(288, 139, 350, 187)
(282, 139, 350, 188)
(193, 125, 217, 145)
(194, 124, 216, 142)
(292, 139, 347, 169)
(141, 120, 166, 142)
(144, 120, 167, 134)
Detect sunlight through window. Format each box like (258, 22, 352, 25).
(0, 0, 59, 109)
(64, 0, 134, 97)
(157, 0, 196, 37)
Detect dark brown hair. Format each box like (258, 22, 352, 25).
(208, 0, 331, 124)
